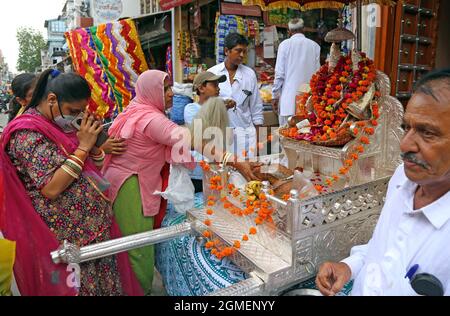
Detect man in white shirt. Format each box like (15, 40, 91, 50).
(316, 68, 450, 296)
(272, 18, 321, 126)
(209, 33, 264, 159)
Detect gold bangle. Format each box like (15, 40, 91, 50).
(91, 155, 105, 162)
(63, 163, 81, 177)
(65, 159, 83, 173)
(77, 147, 89, 154)
(70, 155, 85, 166)
(93, 160, 104, 167)
(225, 153, 235, 166)
(226, 152, 233, 165)
(221, 152, 231, 167)
(61, 165, 80, 180)
(90, 149, 105, 160)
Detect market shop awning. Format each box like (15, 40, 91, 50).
(241, 0, 397, 11)
(159, 0, 193, 11)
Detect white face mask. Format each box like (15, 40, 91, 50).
(54, 115, 77, 134)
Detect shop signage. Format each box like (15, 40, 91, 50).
(159, 0, 193, 11)
(221, 2, 262, 17)
(94, 0, 123, 21)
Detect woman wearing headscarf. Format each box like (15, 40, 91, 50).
(103, 70, 258, 295)
(0, 69, 142, 296)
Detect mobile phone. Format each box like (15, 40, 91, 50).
(95, 130, 109, 148)
(103, 121, 113, 129)
(71, 112, 85, 131)
(71, 113, 109, 148)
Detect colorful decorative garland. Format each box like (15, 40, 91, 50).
(199, 161, 276, 259)
(281, 51, 382, 191)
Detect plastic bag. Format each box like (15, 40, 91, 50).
(293, 170, 318, 199)
(154, 164, 195, 214)
(170, 94, 193, 125)
(228, 170, 248, 191)
(173, 82, 194, 99)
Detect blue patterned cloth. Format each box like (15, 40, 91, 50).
(155, 193, 247, 296)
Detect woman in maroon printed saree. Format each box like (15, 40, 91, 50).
(0, 70, 142, 296)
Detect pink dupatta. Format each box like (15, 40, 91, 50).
(0, 113, 143, 296)
(103, 70, 194, 227)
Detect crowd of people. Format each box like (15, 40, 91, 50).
(1, 19, 449, 296)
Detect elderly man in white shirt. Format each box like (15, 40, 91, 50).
(272, 18, 321, 127)
(209, 33, 264, 159)
(316, 68, 450, 296)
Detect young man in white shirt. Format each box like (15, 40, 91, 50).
(316, 68, 450, 296)
(272, 18, 321, 126)
(208, 33, 264, 159)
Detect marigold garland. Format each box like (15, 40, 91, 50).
(199, 162, 278, 259)
(280, 51, 382, 192)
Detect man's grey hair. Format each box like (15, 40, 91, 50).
(414, 68, 450, 103)
(288, 18, 304, 32)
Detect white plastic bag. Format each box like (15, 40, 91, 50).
(154, 164, 195, 214)
(172, 82, 194, 99)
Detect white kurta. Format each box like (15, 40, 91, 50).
(272, 33, 321, 117)
(342, 164, 450, 296)
(208, 62, 264, 158)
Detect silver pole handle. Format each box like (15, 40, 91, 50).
(51, 222, 192, 264)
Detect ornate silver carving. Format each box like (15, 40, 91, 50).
(51, 240, 81, 264)
(188, 208, 292, 272)
(48, 73, 404, 295)
(278, 71, 402, 185)
(293, 212, 380, 282)
(375, 71, 391, 97)
(378, 95, 404, 172)
(208, 273, 265, 296)
(293, 177, 389, 234)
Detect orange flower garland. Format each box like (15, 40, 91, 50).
(199, 161, 278, 259)
(280, 51, 383, 192)
(317, 98, 381, 190)
(283, 52, 378, 144)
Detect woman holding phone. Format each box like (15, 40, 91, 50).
(0, 69, 141, 296)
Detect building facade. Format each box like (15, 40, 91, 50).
(62, 0, 93, 30)
(41, 18, 68, 70)
(89, 0, 141, 25)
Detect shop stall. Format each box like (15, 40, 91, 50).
(50, 0, 406, 297)
(64, 12, 175, 118)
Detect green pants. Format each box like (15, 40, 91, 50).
(113, 175, 154, 295)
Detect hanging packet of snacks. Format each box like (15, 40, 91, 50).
(177, 31, 191, 62)
(215, 15, 248, 64)
(165, 45, 173, 82)
(247, 20, 260, 45)
(190, 35, 200, 59)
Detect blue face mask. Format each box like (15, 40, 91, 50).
(54, 115, 77, 134)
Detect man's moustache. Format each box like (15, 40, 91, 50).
(401, 152, 431, 170)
